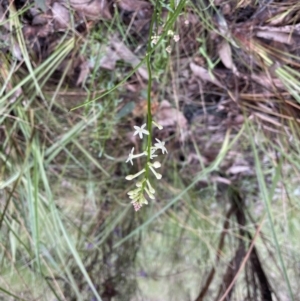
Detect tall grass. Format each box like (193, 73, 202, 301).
(1, 0, 300, 300)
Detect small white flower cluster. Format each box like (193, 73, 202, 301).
(166, 30, 180, 53)
(151, 30, 180, 53)
(125, 121, 167, 211)
(151, 34, 159, 47)
(167, 30, 180, 42)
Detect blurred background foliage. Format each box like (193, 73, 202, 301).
(1, 0, 300, 300)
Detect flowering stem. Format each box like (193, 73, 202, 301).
(124, 0, 186, 211)
(145, 0, 159, 182)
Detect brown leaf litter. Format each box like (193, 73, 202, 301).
(155, 100, 187, 130)
(2, 2, 300, 299)
(2, 0, 300, 156)
(69, 0, 112, 20)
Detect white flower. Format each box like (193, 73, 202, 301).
(173, 35, 180, 42)
(149, 166, 162, 180)
(166, 46, 172, 54)
(144, 187, 155, 200)
(154, 139, 168, 154)
(167, 30, 174, 36)
(148, 162, 162, 180)
(133, 124, 149, 139)
(152, 161, 161, 168)
(125, 147, 146, 165)
(125, 168, 145, 180)
(149, 147, 158, 159)
(146, 180, 155, 194)
(135, 180, 145, 188)
(128, 188, 140, 196)
(125, 147, 135, 165)
(131, 194, 148, 211)
(151, 35, 159, 46)
(129, 194, 139, 200)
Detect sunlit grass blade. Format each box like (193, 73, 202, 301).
(246, 119, 295, 301)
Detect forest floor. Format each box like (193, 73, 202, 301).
(1, 1, 300, 300)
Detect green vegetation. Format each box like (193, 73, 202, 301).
(1, 0, 300, 300)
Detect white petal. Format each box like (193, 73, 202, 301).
(152, 161, 161, 168)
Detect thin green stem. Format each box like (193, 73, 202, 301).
(70, 0, 186, 111)
(145, 0, 159, 180)
(125, 0, 186, 209)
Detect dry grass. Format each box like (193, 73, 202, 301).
(1, 0, 300, 300)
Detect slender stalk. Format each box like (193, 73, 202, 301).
(145, 0, 160, 180)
